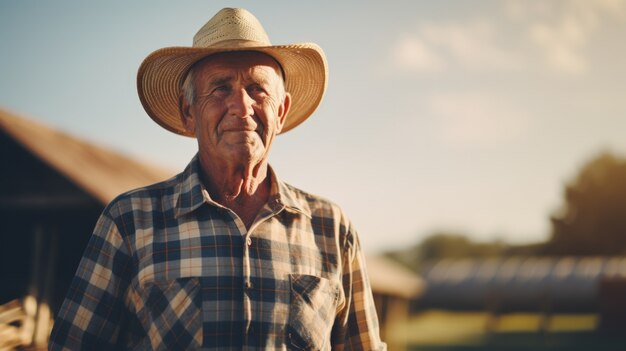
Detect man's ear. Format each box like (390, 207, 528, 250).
(276, 92, 291, 132)
(179, 94, 196, 135)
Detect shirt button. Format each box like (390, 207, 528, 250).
(247, 237, 252, 246)
(245, 281, 253, 289)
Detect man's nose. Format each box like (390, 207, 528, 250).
(227, 88, 254, 117)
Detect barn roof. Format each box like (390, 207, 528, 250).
(0, 107, 174, 204)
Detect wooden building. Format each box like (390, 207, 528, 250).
(0, 108, 172, 348)
(367, 255, 424, 351)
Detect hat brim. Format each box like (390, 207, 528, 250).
(137, 43, 327, 137)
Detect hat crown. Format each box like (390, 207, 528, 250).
(193, 8, 271, 48)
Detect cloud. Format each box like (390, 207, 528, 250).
(421, 21, 521, 71)
(391, 0, 626, 75)
(529, 19, 588, 74)
(390, 20, 520, 73)
(513, 0, 626, 74)
(429, 92, 530, 146)
(391, 35, 444, 72)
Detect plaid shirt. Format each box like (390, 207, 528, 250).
(49, 155, 385, 350)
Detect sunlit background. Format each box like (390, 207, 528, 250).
(2, 0, 625, 254)
(2, 1, 626, 350)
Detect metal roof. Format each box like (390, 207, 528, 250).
(418, 256, 626, 312)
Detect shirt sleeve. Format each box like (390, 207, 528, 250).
(49, 210, 133, 350)
(331, 225, 387, 351)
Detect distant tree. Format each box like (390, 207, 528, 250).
(420, 232, 507, 260)
(386, 232, 507, 272)
(545, 151, 626, 255)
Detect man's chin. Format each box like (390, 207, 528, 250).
(224, 146, 265, 164)
(221, 132, 263, 146)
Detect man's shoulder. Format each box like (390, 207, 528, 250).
(281, 182, 358, 247)
(282, 182, 335, 206)
(102, 171, 182, 217)
(281, 182, 348, 219)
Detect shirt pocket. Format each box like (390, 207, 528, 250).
(287, 274, 340, 350)
(143, 277, 202, 350)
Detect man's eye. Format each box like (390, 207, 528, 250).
(212, 85, 230, 94)
(248, 85, 266, 95)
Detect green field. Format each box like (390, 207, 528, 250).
(394, 311, 626, 351)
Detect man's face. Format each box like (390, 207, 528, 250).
(181, 51, 290, 169)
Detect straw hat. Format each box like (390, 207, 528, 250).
(137, 7, 328, 136)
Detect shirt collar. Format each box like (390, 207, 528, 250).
(174, 154, 207, 218)
(174, 154, 311, 219)
(268, 167, 312, 218)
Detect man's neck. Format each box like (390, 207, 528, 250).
(199, 156, 271, 229)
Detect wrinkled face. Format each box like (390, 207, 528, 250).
(180, 51, 290, 169)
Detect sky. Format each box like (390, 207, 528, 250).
(1, 0, 626, 254)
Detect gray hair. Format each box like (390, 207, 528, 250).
(181, 67, 197, 105)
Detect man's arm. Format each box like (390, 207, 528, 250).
(331, 227, 386, 351)
(49, 211, 133, 350)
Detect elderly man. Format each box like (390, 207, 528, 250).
(49, 8, 385, 350)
